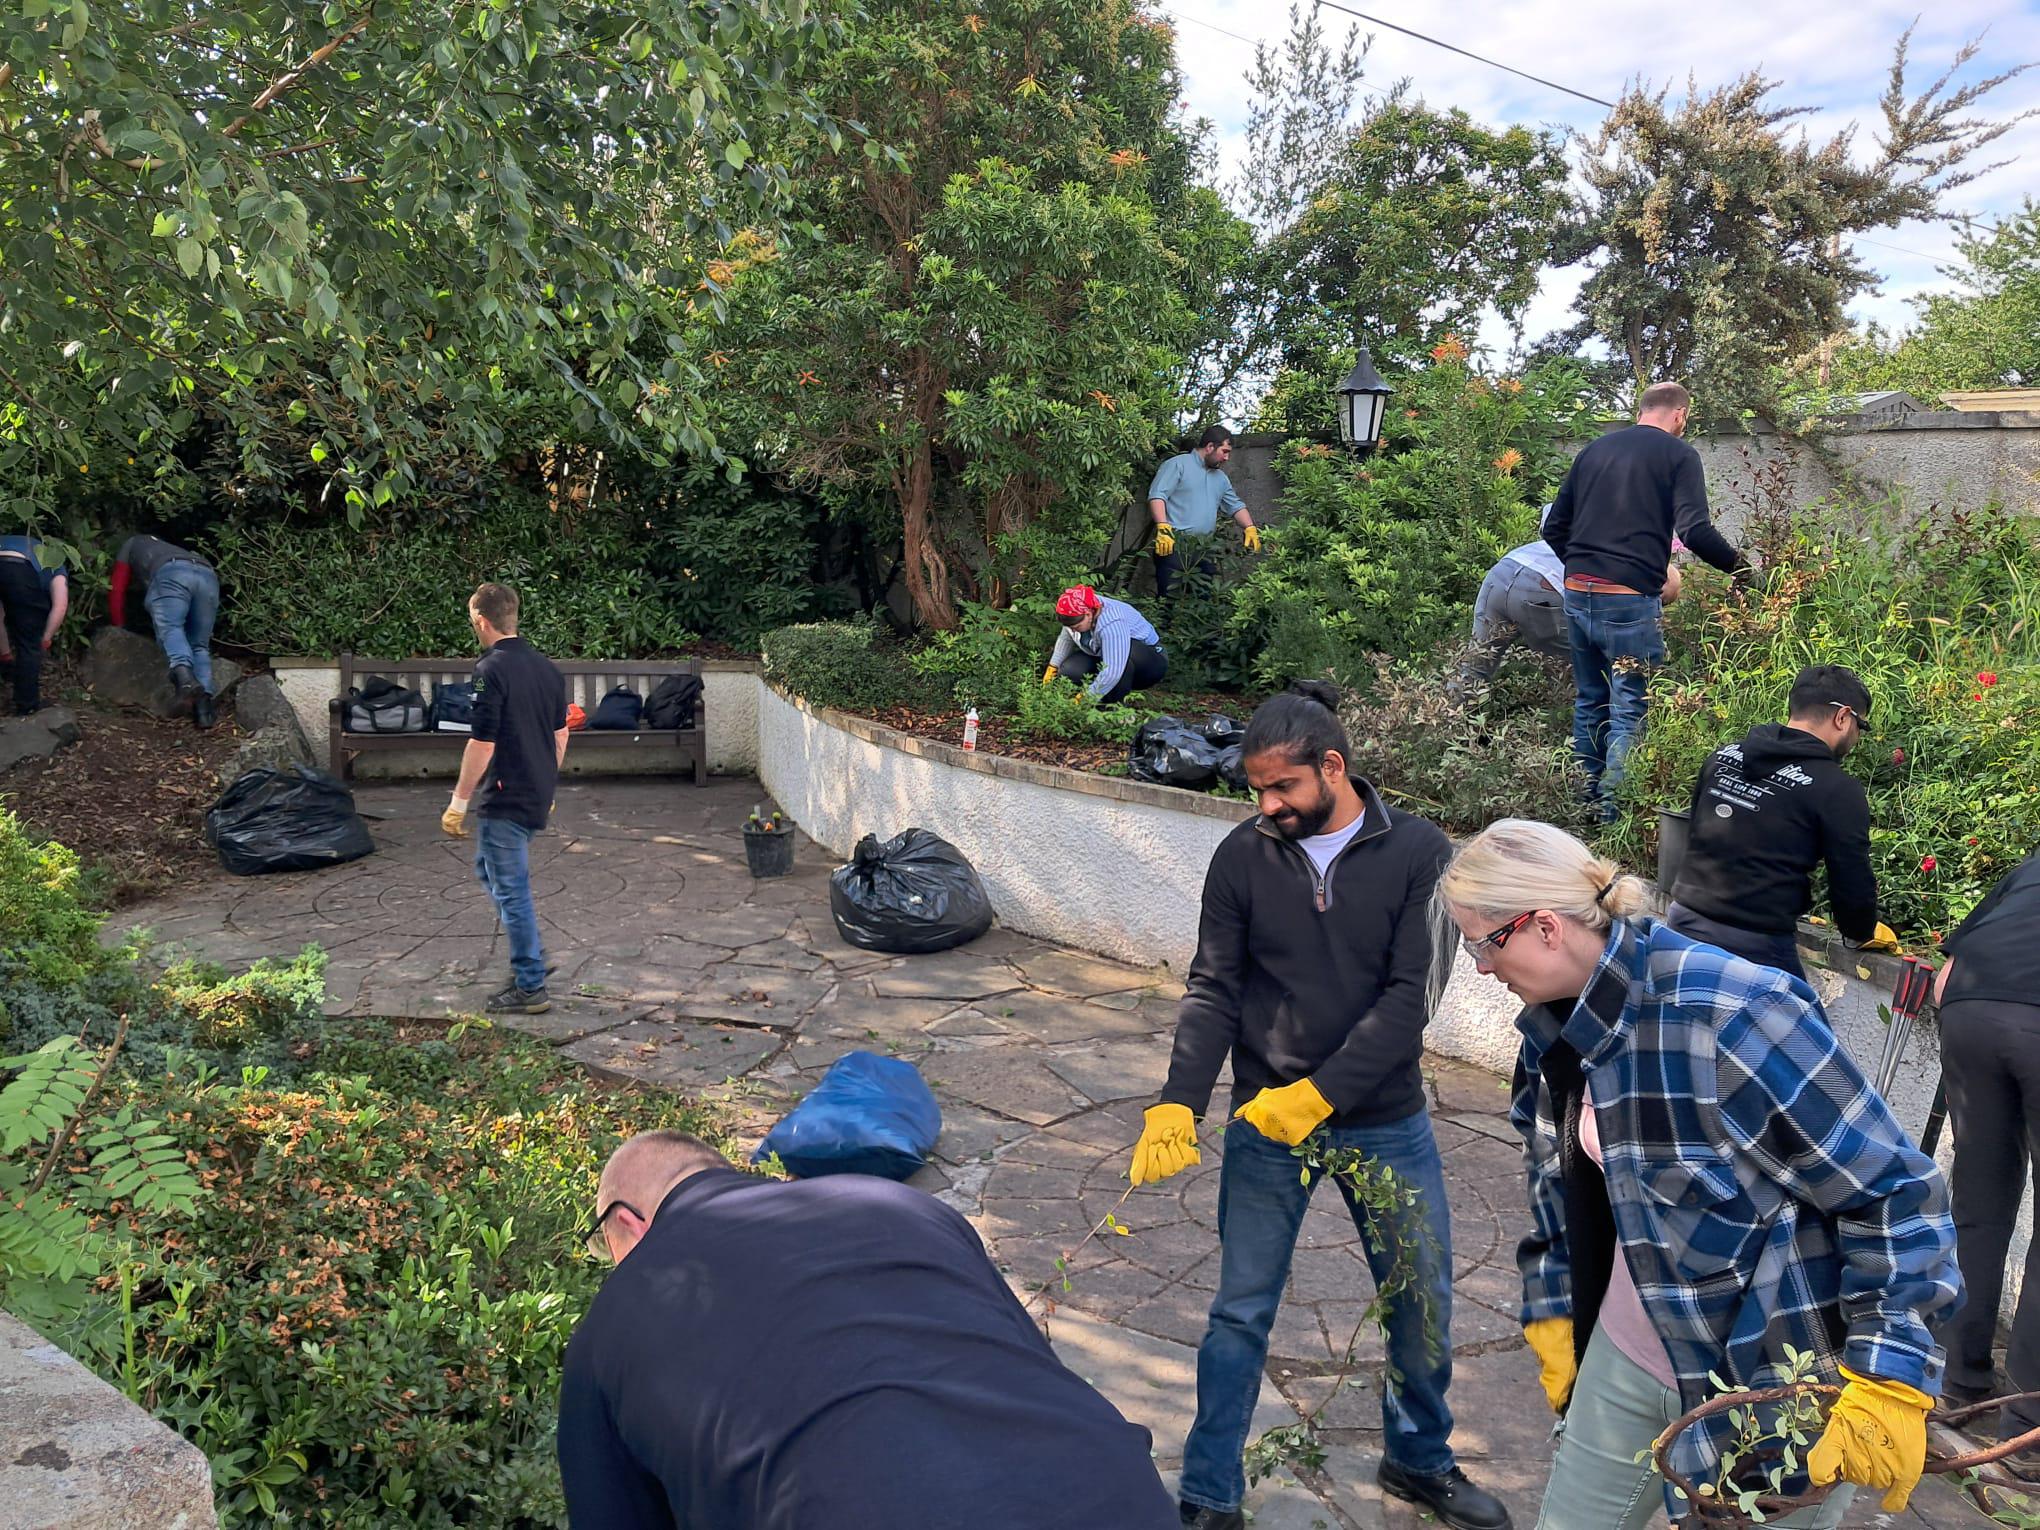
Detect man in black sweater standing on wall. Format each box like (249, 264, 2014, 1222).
(1131, 683, 1509, 1530)
(1543, 382, 1751, 819)
(1666, 664, 1897, 979)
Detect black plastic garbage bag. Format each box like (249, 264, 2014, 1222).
(1216, 743, 1249, 792)
(1201, 714, 1245, 749)
(204, 765, 376, 875)
(753, 1051, 942, 1180)
(1128, 715, 1224, 790)
(829, 829, 994, 954)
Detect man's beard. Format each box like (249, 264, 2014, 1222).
(1270, 781, 1336, 840)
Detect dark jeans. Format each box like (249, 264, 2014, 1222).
(1179, 1112, 1457, 1513)
(1665, 902, 1808, 982)
(1464, 561, 1568, 682)
(1056, 640, 1168, 703)
(1941, 998, 2040, 1425)
(1563, 588, 1665, 817)
(1154, 549, 1216, 599)
(475, 816, 547, 991)
(0, 558, 51, 715)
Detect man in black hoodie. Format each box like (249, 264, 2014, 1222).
(1666, 665, 1897, 979)
(1130, 684, 1510, 1530)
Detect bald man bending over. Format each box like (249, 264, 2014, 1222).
(558, 1130, 1177, 1530)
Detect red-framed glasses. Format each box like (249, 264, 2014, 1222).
(1463, 910, 1536, 962)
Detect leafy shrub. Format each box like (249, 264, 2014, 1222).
(1011, 677, 1145, 744)
(910, 598, 1060, 710)
(761, 620, 949, 713)
(0, 810, 104, 988)
(158, 948, 329, 1052)
(211, 487, 700, 658)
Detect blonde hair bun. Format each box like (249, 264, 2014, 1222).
(1439, 818, 1649, 931)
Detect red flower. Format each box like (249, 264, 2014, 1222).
(1968, 837, 1979, 845)
(1979, 671, 2000, 687)
(1973, 694, 1984, 702)
(1891, 747, 1906, 765)
(1921, 855, 1938, 872)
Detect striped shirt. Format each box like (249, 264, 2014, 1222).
(1049, 597, 1161, 700)
(1510, 917, 1960, 1509)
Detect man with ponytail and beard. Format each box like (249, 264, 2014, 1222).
(1131, 681, 1512, 1530)
(1441, 819, 1959, 1527)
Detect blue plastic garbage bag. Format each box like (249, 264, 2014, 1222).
(753, 1051, 942, 1181)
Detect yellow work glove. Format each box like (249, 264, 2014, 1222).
(1129, 1103, 1200, 1186)
(1242, 524, 1262, 554)
(1234, 1077, 1334, 1146)
(1522, 1316, 1577, 1413)
(1042, 664, 1058, 685)
(1859, 922, 1901, 953)
(1807, 1365, 1932, 1512)
(1153, 523, 1176, 558)
(441, 797, 470, 838)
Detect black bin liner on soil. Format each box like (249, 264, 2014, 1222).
(1128, 715, 1224, 790)
(829, 828, 994, 954)
(204, 765, 376, 875)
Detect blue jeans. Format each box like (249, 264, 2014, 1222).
(475, 817, 546, 990)
(1179, 1112, 1457, 1512)
(1563, 589, 1664, 816)
(144, 561, 219, 690)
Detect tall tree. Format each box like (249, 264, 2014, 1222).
(1561, 31, 2033, 415)
(700, 0, 1200, 629)
(0, 0, 841, 528)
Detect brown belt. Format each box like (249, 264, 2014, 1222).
(1564, 576, 1644, 596)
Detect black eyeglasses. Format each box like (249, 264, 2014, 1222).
(1462, 910, 1536, 962)
(584, 1199, 642, 1260)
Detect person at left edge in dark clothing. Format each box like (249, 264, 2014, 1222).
(1935, 849, 2040, 1436)
(0, 534, 70, 715)
(439, 582, 568, 1015)
(559, 1129, 1178, 1530)
(1043, 584, 1167, 703)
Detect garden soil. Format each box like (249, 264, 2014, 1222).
(3, 666, 247, 903)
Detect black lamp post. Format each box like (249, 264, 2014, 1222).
(1336, 346, 1392, 452)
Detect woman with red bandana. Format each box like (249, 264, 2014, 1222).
(1043, 585, 1167, 703)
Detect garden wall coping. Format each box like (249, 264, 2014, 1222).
(0, 1308, 217, 1529)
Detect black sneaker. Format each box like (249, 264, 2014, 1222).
(193, 692, 217, 730)
(1376, 1460, 1512, 1530)
(168, 664, 201, 716)
(485, 983, 552, 1015)
(1178, 1506, 1244, 1530)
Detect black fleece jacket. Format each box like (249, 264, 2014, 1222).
(1543, 424, 1742, 595)
(1670, 723, 1879, 941)
(1160, 780, 1451, 1128)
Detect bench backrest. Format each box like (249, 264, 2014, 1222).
(337, 655, 706, 719)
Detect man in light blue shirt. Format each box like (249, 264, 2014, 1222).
(1146, 425, 1262, 597)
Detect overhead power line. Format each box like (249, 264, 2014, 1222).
(1307, 0, 1619, 110)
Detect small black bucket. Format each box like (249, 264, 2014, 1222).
(744, 823, 796, 878)
(1656, 806, 1691, 893)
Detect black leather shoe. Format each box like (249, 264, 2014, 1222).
(1178, 1505, 1244, 1530)
(168, 664, 200, 716)
(193, 692, 217, 730)
(1377, 1460, 1512, 1529)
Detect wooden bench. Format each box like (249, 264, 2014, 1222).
(329, 654, 707, 785)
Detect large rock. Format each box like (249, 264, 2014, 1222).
(231, 673, 314, 761)
(0, 707, 81, 772)
(224, 722, 314, 780)
(0, 1307, 217, 1528)
(81, 626, 244, 718)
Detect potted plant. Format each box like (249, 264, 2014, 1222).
(743, 805, 796, 878)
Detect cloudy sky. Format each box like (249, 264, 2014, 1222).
(1163, 0, 2040, 362)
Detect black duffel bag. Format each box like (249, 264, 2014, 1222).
(644, 672, 703, 729)
(339, 675, 428, 734)
(1128, 715, 1224, 790)
(431, 680, 478, 733)
(829, 829, 994, 954)
(590, 685, 644, 730)
(204, 765, 376, 875)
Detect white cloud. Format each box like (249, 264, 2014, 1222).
(1162, 0, 2040, 365)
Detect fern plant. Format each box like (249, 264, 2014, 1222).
(0, 1023, 205, 1324)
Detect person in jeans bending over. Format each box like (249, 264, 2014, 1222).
(108, 532, 221, 728)
(1443, 819, 1959, 1527)
(1541, 383, 1750, 818)
(440, 582, 568, 1014)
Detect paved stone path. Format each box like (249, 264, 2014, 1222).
(123, 779, 1990, 1528)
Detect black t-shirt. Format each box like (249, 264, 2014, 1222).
(471, 636, 566, 831)
(1944, 852, 2040, 1007)
(556, 1169, 1175, 1529)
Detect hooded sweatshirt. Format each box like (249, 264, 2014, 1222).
(1670, 723, 1879, 941)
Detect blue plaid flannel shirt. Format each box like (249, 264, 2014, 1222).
(1509, 917, 1961, 1502)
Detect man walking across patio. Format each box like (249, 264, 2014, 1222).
(439, 582, 568, 1014)
(1130, 682, 1511, 1530)
(1542, 382, 1751, 817)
